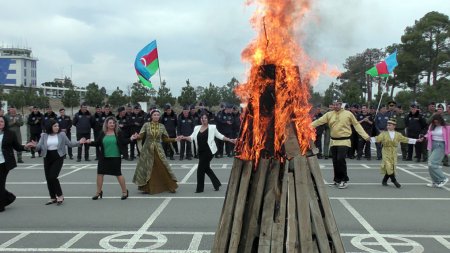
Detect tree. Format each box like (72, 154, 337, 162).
(399, 11, 450, 88)
(130, 82, 151, 104)
(61, 86, 80, 115)
(155, 80, 176, 108)
(220, 77, 241, 105)
(84, 82, 106, 106)
(198, 82, 221, 107)
(7, 88, 27, 111)
(322, 82, 341, 106)
(195, 86, 205, 100)
(308, 85, 323, 106)
(338, 82, 363, 105)
(177, 79, 197, 106)
(108, 87, 129, 109)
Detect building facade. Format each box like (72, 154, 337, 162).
(0, 47, 38, 87)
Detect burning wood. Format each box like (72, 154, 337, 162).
(212, 0, 345, 252)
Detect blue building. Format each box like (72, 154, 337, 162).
(0, 47, 38, 87)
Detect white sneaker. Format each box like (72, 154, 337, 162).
(338, 181, 348, 189)
(437, 178, 449, 188)
(328, 181, 338, 187)
(426, 183, 437, 188)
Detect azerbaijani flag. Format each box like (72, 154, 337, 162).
(366, 51, 398, 77)
(134, 40, 159, 88)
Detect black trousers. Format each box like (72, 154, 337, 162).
(196, 149, 221, 192)
(314, 131, 323, 155)
(407, 142, 423, 160)
(330, 146, 349, 183)
(130, 140, 140, 158)
(179, 140, 192, 158)
(94, 131, 101, 159)
(44, 150, 64, 198)
(215, 138, 224, 156)
(30, 132, 41, 156)
(357, 138, 371, 158)
(77, 133, 91, 160)
(66, 132, 73, 158)
(0, 164, 10, 209)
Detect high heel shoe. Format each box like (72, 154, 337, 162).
(121, 190, 128, 200)
(56, 196, 64, 205)
(92, 191, 103, 200)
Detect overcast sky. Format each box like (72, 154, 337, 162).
(1, 0, 448, 95)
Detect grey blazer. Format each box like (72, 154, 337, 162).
(35, 132, 80, 158)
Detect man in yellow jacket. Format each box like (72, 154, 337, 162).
(312, 100, 370, 189)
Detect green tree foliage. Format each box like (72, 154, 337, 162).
(155, 80, 176, 108)
(177, 79, 197, 107)
(7, 89, 27, 110)
(130, 82, 151, 104)
(195, 86, 205, 100)
(220, 77, 241, 105)
(108, 87, 129, 109)
(198, 82, 221, 107)
(399, 11, 450, 91)
(84, 82, 106, 106)
(338, 82, 364, 105)
(322, 82, 341, 106)
(61, 86, 80, 115)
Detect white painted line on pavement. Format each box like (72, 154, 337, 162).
(57, 165, 91, 179)
(187, 233, 203, 251)
(339, 199, 397, 253)
(0, 233, 29, 248)
(361, 164, 371, 168)
(58, 232, 87, 249)
(434, 237, 450, 250)
(124, 198, 171, 249)
(397, 166, 450, 192)
(180, 164, 198, 183)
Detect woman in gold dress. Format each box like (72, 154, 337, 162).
(132, 110, 180, 194)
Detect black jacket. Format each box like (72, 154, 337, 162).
(89, 131, 130, 160)
(73, 110, 93, 134)
(42, 111, 58, 131)
(1, 130, 26, 171)
(177, 113, 195, 136)
(161, 111, 177, 136)
(405, 111, 427, 138)
(57, 115, 72, 133)
(27, 112, 43, 135)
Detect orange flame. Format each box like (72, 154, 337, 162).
(235, 0, 316, 161)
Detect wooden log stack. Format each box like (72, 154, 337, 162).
(212, 152, 345, 253)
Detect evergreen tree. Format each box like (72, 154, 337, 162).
(155, 80, 176, 108)
(198, 82, 221, 107)
(108, 87, 129, 109)
(61, 86, 80, 115)
(84, 82, 106, 106)
(177, 79, 197, 106)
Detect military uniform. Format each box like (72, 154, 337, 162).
(5, 111, 24, 162)
(130, 108, 145, 159)
(93, 109, 105, 160)
(117, 108, 131, 160)
(161, 105, 178, 159)
(42, 111, 58, 131)
(73, 108, 93, 161)
(393, 110, 408, 160)
(177, 109, 195, 160)
(356, 112, 373, 160)
(27, 109, 44, 158)
(57, 111, 73, 159)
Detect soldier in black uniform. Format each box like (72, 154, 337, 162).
(405, 104, 427, 162)
(217, 104, 235, 158)
(27, 106, 43, 158)
(73, 103, 93, 162)
(116, 106, 131, 160)
(231, 105, 241, 156)
(356, 105, 373, 160)
(93, 105, 105, 160)
(177, 106, 195, 160)
(197, 102, 214, 124)
(103, 104, 114, 118)
(190, 104, 200, 158)
(129, 105, 145, 160)
(57, 108, 74, 159)
(42, 106, 58, 132)
(161, 103, 178, 160)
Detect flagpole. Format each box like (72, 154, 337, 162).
(375, 76, 389, 116)
(158, 67, 162, 86)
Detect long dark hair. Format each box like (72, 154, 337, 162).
(45, 119, 61, 134)
(0, 115, 9, 131)
(430, 114, 446, 130)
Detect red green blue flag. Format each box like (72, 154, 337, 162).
(134, 40, 159, 88)
(366, 51, 398, 77)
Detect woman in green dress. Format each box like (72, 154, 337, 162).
(89, 116, 130, 200)
(132, 110, 180, 194)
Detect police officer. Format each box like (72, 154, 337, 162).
(322, 104, 333, 159)
(177, 105, 195, 160)
(5, 106, 24, 163)
(93, 105, 105, 160)
(231, 105, 241, 156)
(57, 108, 74, 159)
(42, 106, 58, 131)
(190, 104, 200, 158)
(356, 105, 373, 160)
(129, 105, 145, 160)
(27, 106, 43, 158)
(103, 104, 114, 118)
(160, 103, 178, 160)
(73, 103, 93, 162)
(374, 105, 389, 160)
(393, 104, 408, 160)
(218, 104, 235, 157)
(312, 105, 324, 159)
(405, 104, 427, 162)
(116, 106, 131, 160)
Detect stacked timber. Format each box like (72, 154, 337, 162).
(212, 153, 345, 253)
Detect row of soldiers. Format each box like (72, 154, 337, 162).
(1, 102, 241, 163)
(312, 101, 450, 166)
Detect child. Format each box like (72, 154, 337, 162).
(371, 118, 422, 188)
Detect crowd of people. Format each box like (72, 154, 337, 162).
(312, 100, 450, 189)
(0, 101, 240, 212)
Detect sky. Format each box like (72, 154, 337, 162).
(1, 0, 448, 96)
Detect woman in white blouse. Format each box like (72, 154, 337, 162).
(33, 120, 84, 205)
(425, 114, 450, 188)
(182, 113, 236, 193)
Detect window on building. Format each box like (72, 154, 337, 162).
(24, 79, 27, 86)
(24, 61, 27, 67)
(24, 70, 27, 76)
